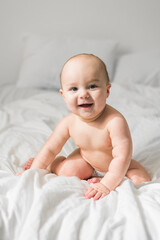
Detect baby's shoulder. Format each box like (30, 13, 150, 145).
(60, 113, 75, 126)
(105, 105, 127, 128)
(106, 104, 124, 120)
(55, 114, 75, 135)
(61, 113, 73, 122)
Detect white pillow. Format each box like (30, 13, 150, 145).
(113, 52, 160, 86)
(17, 34, 118, 89)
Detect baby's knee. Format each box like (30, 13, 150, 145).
(51, 156, 66, 174)
(129, 175, 151, 185)
(131, 176, 143, 185)
(54, 156, 93, 180)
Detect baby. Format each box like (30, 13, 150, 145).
(17, 54, 150, 200)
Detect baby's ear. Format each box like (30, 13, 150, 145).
(59, 89, 63, 96)
(60, 89, 66, 101)
(107, 84, 111, 97)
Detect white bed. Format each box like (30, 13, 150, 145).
(0, 35, 160, 240)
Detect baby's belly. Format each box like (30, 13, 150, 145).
(80, 149, 112, 172)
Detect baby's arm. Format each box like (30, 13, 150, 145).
(31, 116, 70, 170)
(85, 116, 132, 200)
(20, 115, 70, 173)
(100, 116, 132, 190)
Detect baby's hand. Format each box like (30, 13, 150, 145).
(85, 182, 110, 201)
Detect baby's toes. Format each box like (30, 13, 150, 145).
(23, 158, 34, 170)
(87, 177, 100, 183)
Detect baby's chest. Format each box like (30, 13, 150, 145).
(70, 125, 111, 150)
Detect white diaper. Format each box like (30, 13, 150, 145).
(92, 169, 106, 177)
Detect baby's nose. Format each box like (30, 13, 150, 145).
(79, 89, 89, 99)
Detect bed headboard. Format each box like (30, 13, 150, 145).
(0, 0, 160, 85)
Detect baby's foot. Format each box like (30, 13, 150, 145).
(87, 177, 102, 183)
(23, 158, 34, 170)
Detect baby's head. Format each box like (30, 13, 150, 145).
(60, 53, 110, 88)
(59, 54, 111, 121)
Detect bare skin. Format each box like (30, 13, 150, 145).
(17, 54, 151, 200)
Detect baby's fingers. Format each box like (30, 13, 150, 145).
(85, 187, 97, 199)
(85, 186, 93, 195)
(99, 193, 107, 199)
(93, 191, 103, 201)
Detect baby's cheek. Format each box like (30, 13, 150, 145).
(66, 103, 76, 114)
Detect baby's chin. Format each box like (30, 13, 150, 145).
(77, 111, 104, 123)
(77, 105, 106, 121)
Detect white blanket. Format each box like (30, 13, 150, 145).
(0, 83, 160, 240)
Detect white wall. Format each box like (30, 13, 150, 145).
(0, 0, 160, 85)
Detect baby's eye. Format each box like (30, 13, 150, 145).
(71, 87, 78, 91)
(89, 84, 97, 89)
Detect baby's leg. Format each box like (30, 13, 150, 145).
(87, 170, 104, 183)
(87, 177, 102, 183)
(126, 159, 151, 184)
(88, 160, 151, 185)
(47, 156, 66, 172)
(50, 148, 93, 180)
(23, 156, 65, 172)
(23, 149, 93, 180)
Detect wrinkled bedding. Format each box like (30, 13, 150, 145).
(0, 83, 160, 240)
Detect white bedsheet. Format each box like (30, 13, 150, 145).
(0, 83, 160, 240)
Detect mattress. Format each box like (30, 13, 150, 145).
(0, 83, 160, 240)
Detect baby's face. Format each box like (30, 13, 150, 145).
(60, 55, 111, 121)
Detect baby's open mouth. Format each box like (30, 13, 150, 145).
(78, 103, 93, 108)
